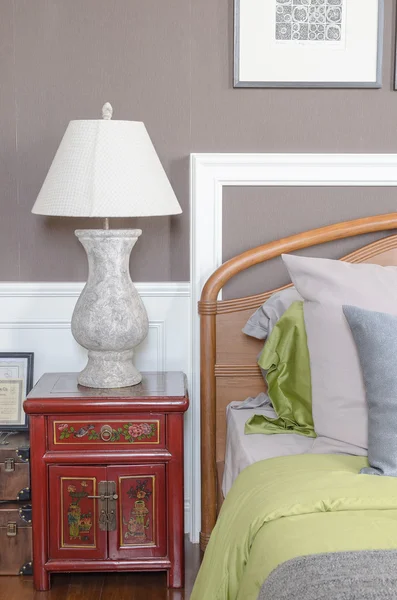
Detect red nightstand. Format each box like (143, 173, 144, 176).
(24, 371, 188, 591)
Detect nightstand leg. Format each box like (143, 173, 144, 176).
(34, 568, 50, 591)
(167, 563, 183, 589)
(167, 413, 185, 588)
(30, 416, 51, 591)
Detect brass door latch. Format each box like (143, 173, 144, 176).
(88, 481, 117, 531)
(7, 522, 17, 537)
(4, 458, 15, 472)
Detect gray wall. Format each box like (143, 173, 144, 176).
(1, 0, 397, 282)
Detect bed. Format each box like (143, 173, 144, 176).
(194, 213, 397, 599)
(222, 402, 315, 495)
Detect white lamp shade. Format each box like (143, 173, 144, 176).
(32, 117, 182, 218)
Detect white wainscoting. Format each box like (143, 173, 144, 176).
(0, 281, 192, 530)
(189, 152, 397, 543)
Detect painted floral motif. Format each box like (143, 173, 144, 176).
(66, 481, 93, 542)
(110, 422, 157, 442)
(56, 421, 158, 443)
(124, 480, 153, 543)
(59, 425, 94, 440)
(127, 480, 152, 502)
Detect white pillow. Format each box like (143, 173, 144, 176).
(282, 253, 397, 453)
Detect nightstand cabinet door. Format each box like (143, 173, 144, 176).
(108, 464, 166, 560)
(48, 465, 108, 560)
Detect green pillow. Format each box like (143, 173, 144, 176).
(245, 301, 315, 438)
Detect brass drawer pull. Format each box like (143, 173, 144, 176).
(100, 425, 113, 441)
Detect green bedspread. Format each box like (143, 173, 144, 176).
(191, 455, 397, 600)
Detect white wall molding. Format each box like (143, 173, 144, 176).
(0, 319, 71, 329)
(189, 152, 397, 542)
(0, 282, 190, 298)
(0, 280, 191, 532)
(149, 321, 166, 373)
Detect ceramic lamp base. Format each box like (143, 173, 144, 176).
(77, 350, 142, 389)
(71, 229, 149, 389)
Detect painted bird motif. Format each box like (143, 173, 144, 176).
(74, 425, 95, 438)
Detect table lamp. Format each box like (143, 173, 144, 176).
(31, 103, 182, 389)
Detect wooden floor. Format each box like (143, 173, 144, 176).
(0, 538, 201, 599)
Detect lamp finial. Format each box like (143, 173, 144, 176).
(102, 102, 113, 120)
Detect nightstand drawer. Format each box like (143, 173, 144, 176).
(48, 415, 165, 450)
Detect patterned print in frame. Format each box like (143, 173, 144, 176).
(61, 477, 96, 548)
(119, 476, 155, 547)
(275, 0, 345, 44)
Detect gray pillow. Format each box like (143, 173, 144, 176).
(343, 304, 397, 477)
(242, 287, 302, 340)
(243, 287, 303, 385)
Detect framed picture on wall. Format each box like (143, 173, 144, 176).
(0, 353, 34, 431)
(234, 0, 384, 88)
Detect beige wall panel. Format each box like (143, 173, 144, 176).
(222, 186, 397, 299)
(9, 0, 190, 281)
(0, 3, 20, 280)
(1, 0, 397, 281)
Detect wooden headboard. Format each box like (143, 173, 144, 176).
(198, 213, 397, 551)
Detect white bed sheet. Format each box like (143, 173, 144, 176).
(222, 402, 315, 496)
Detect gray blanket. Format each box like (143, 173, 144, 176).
(258, 550, 397, 600)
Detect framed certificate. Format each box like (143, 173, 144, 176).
(0, 353, 34, 431)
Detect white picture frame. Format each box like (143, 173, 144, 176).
(234, 0, 384, 88)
